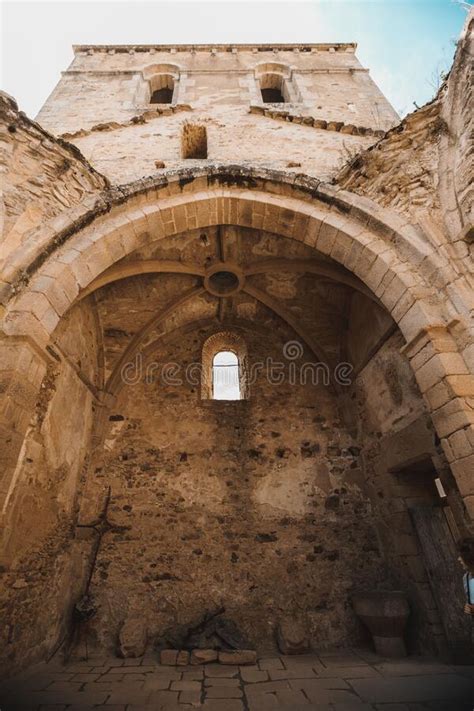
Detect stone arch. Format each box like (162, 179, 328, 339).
(254, 62, 292, 78)
(140, 63, 181, 105)
(2, 178, 451, 346)
(142, 63, 182, 80)
(0, 166, 473, 515)
(254, 62, 295, 103)
(201, 330, 249, 400)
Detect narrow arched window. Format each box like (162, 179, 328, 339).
(201, 332, 249, 400)
(212, 351, 240, 400)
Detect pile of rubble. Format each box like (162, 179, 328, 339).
(119, 608, 310, 662)
(156, 607, 256, 665)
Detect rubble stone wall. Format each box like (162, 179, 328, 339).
(0, 93, 107, 277)
(78, 322, 389, 653)
(348, 331, 447, 654)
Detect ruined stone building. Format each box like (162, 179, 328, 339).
(0, 13, 473, 680)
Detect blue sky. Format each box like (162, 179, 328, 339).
(1, 0, 469, 118)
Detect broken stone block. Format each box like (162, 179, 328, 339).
(177, 650, 190, 665)
(160, 648, 190, 666)
(276, 617, 310, 655)
(190, 648, 218, 665)
(218, 649, 257, 665)
(352, 590, 410, 658)
(160, 649, 179, 665)
(119, 617, 147, 658)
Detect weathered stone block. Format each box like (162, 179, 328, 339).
(218, 650, 257, 666)
(276, 617, 310, 655)
(191, 649, 218, 665)
(118, 617, 147, 658)
(177, 650, 190, 666)
(160, 649, 179, 666)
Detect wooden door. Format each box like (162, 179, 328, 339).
(409, 504, 472, 662)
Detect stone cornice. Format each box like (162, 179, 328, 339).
(63, 67, 368, 77)
(73, 43, 357, 54)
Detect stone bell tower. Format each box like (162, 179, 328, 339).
(36, 42, 399, 184)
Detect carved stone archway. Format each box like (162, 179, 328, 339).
(0, 166, 473, 518)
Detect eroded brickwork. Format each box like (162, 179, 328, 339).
(0, 94, 107, 279)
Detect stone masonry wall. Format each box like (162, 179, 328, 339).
(0, 299, 99, 672)
(347, 331, 448, 654)
(336, 11, 474, 281)
(0, 93, 107, 278)
(336, 99, 445, 224)
(34, 44, 398, 184)
(78, 322, 389, 654)
(1, 21, 473, 675)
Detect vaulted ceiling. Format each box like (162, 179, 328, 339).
(77, 225, 393, 395)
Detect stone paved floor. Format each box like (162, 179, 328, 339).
(0, 649, 473, 711)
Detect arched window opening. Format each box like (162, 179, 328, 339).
(212, 351, 241, 400)
(149, 74, 175, 104)
(260, 73, 286, 103)
(201, 331, 249, 400)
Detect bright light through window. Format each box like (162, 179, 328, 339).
(212, 351, 240, 400)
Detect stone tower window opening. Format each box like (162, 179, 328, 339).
(254, 62, 302, 105)
(260, 73, 287, 103)
(149, 74, 175, 104)
(181, 121, 208, 159)
(212, 350, 241, 400)
(201, 331, 249, 400)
